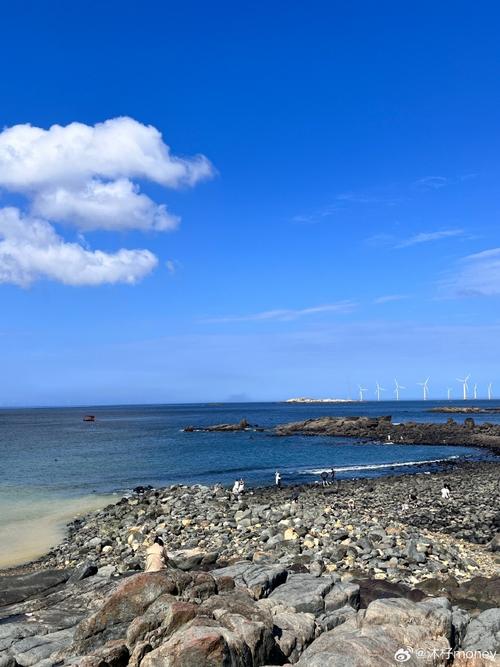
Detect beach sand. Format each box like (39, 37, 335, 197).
(0, 493, 110, 570)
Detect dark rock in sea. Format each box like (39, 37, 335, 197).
(273, 415, 500, 451)
(182, 418, 262, 432)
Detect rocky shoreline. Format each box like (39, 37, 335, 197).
(1, 461, 499, 666)
(273, 415, 500, 452)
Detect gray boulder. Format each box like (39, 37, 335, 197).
(268, 574, 336, 615)
(461, 607, 500, 653)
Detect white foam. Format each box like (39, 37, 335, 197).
(301, 455, 460, 475)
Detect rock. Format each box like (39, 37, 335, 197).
(272, 611, 316, 662)
(77, 640, 129, 667)
(324, 582, 360, 612)
(355, 578, 426, 608)
(140, 617, 255, 666)
(0, 569, 71, 607)
(98, 565, 117, 579)
(167, 548, 210, 571)
(296, 596, 453, 666)
(461, 607, 500, 653)
(68, 560, 98, 584)
(73, 571, 190, 653)
(211, 562, 287, 599)
(268, 574, 336, 615)
(316, 604, 357, 632)
(488, 534, 500, 552)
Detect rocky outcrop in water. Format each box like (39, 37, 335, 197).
(183, 418, 263, 432)
(274, 415, 500, 451)
(430, 407, 500, 414)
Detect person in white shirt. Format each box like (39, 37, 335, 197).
(232, 479, 239, 495)
(237, 478, 245, 495)
(441, 484, 450, 499)
(275, 471, 282, 488)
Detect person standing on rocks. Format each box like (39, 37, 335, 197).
(237, 478, 245, 495)
(275, 470, 282, 488)
(330, 468, 336, 485)
(232, 479, 239, 496)
(145, 536, 167, 572)
(320, 470, 329, 487)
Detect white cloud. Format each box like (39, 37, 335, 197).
(396, 229, 464, 248)
(32, 178, 179, 232)
(0, 117, 214, 286)
(0, 117, 213, 191)
(202, 301, 356, 323)
(448, 248, 500, 296)
(0, 207, 157, 287)
(0, 116, 213, 233)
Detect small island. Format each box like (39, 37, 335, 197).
(429, 406, 500, 414)
(284, 397, 357, 403)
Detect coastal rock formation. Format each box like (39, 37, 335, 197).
(1, 564, 498, 666)
(274, 415, 500, 451)
(183, 418, 264, 433)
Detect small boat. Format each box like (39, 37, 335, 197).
(83, 415, 96, 422)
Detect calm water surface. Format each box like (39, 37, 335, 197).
(1, 401, 498, 501)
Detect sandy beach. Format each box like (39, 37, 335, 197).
(0, 493, 110, 570)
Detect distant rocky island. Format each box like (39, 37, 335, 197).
(284, 397, 357, 403)
(429, 406, 500, 414)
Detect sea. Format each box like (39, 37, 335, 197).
(0, 400, 499, 567)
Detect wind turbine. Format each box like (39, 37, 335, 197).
(473, 384, 478, 400)
(417, 377, 430, 401)
(488, 382, 493, 400)
(394, 378, 405, 401)
(358, 385, 367, 401)
(375, 382, 385, 401)
(456, 375, 470, 400)
(447, 388, 452, 400)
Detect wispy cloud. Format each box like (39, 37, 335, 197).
(166, 259, 182, 275)
(396, 229, 464, 248)
(201, 300, 357, 324)
(413, 174, 477, 191)
(292, 205, 338, 224)
(446, 247, 500, 296)
(336, 191, 402, 206)
(413, 176, 450, 191)
(373, 294, 410, 304)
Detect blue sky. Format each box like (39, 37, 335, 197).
(1, 1, 500, 405)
